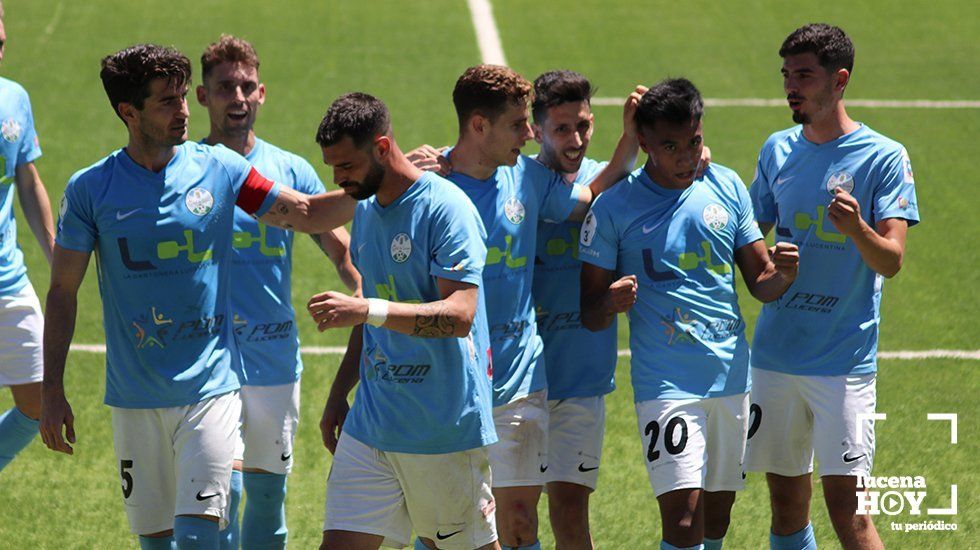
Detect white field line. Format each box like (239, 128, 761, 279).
(592, 97, 980, 109)
(466, 0, 507, 65)
(67, 343, 979, 360)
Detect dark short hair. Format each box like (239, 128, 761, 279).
(634, 78, 703, 133)
(531, 70, 593, 124)
(201, 34, 260, 82)
(100, 44, 191, 121)
(315, 92, 391, 149)
(453, 65, 533, 129)
(780, 23, 855, 73)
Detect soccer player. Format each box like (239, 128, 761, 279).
(196, 35, 360, 549)
(744, 24, 920, 550)
(579, 78, 799, 550)
(416, 65, 640, 550)
(308, 92, 498, 550)
(0, 1, 58, 474)
(39, 44, 354, 549)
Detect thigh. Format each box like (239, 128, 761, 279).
(635, 398, 707, 497)
(173, 391, 241, 526)
(488, 390, 549, 488)
(0, 284, 44, 388)
(703, 392, 750, 493)
(546, 396, 605, 490)
(393, 446, 497, 550)
(240, 381, 301, 474)
(807, 373, 877, 478)
(111, 407, 177, 535)
(744, 368, 815, 477)
(323, 432, 412, 547)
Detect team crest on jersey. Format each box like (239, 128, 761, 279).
(185, 188, 214, 216)
(390, 233, 412, 263)
(1, 119, 21, 143)
(826, 171, 855, 195)
(901, 148, 914, 184)
(504, 196, 526, 225)
(701, 203, 729, 231)
(580, 211, 597, 246)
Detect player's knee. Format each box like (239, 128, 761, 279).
(703, 507, 731, 538)
(500, 499, 538, 543)
(550, 499, 589, 539)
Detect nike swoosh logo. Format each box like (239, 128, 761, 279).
(842, 453, 866, 464)
(776, 176, 793, 185)
(436, 530, 463, 540)
(642, 220, 667, 234)
(196, 491, 219, 501)
(281, 452, 292, 461)
(539, 464, 548, 473)
(116, 208, 141, 221)
(578, 463, 599, 472)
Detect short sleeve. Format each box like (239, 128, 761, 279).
(55, 175, 97, 252)
(293, 156, 327, 195)
(873, 147, 920, 227)
(578, 193, 618, 271)
(213, 143, 280, 216)
(18, 92, 41, 164)
(733, 173, 764, 249)
(527, 158, 581, 223)
(429, 187, 487, 286)
(749, 145, 776, 224)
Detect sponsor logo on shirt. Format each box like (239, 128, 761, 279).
(783, 291, 840, 314)
(544, 228, 579, 260)
(117, 230, 214, 274)
(131, 306, 225, 349)
(659, 307, 742, 345)
(233, 224, 286, 257)
(185, 188, 214, 216)
(504, 196, 526, 225)
(794, 206, 846, 245)
(233, 315, 295, 342)
(390, 233, 412, 263)
(486, 234, 526, 270)
(701, 203, 730, 231)
(536, 306, 582, 332)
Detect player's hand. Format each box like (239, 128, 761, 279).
(770, 241, 799, 282)
(39, 387, 75, 455)
(307, 291, 369, 331)
(623, 86, 648, 139)
(406, 144, 451, 175)
(827, 187, 864, 237)
(604, 274, 638, 315)
(320, 395, 350, 455)
(695, 145, 712, 178)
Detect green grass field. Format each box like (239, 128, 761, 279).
(0, 0, 977, 548)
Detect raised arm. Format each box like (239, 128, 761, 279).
(308, 277, 478, 338)
(580, 262, 636, 331)
(15, 162, 55, 265)
(39, 245, 91, 455)
(734, 240, 799, 303)
(311, 227, 362, 293)
(257, 186, 357, 235)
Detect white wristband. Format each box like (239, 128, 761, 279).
(366, 298, 389, 327)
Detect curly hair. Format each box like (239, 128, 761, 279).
(452, 64, 533, 130)
(780, 23, 855, 73)
(201, 34, 260, 82)
(100, 44, 191, 122)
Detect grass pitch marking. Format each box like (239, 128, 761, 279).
(592, 97, 980, 109)
(67, 343, 980, 360)
(467, 0, 507, 65)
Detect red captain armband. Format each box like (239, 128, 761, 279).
(236, 167, 276, 215)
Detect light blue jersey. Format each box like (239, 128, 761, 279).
(532, 157, 617, 400)
(227, 138, 325, 386)
(749, 124, 920, 376)
(446, 154, 582, 407)
(0, 77, 42, 296)
(56, 142, 280, 408)
(343, 172, 496, 454)
(579, 165, 762, 401)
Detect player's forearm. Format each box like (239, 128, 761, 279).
(589, 131, 639, 198)
(747, 265, 794, 303)
(42, 288, 78, 393)
(851, 222, 904, 278)
(312, 229, 361, 293)
(328, 325, 362, 401)
(262, 188, 356, 235)
(380, 298, 476, 338)
(581, 290, 615, 331)
(15, 164, 55, 264)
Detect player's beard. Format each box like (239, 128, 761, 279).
(346, 159, 385, 200)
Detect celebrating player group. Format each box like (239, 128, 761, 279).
(0, 5, 919, 548)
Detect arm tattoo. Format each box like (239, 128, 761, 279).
(412, 302, 456, 337)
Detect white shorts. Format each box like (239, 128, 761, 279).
(488, 390, 549, 488)
(635, 393, 749, 497)
(545, 396, 605, 490)
(0, 284, 43, 387)
(111, 391, 241, 535)
(324, 432, 497, 549)
(745, 368, 877, 478)
(233, 381, 301, 474)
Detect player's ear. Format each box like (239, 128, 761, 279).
(470, 112, 488, 137)
(531, 122, 543, 144)
(373, 135, 391, 160)
(257, 83, 266, 106)
(117, 102, 138, 126)
(195, 85, 208, 107)
(636, 126, 651, 155)
(835, 68, 850, 94)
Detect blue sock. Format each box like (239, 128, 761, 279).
(139, 535, 175, 550)
(660, 542, 704, 550)
(414, 538, 428, 549)
(502, 542, 542, 550)
(242, 472, 288, 549)
(703, 537, 724, 550)
(0, 407, 39, 472)
(220, 469, 242, 549)
(174, 516, 219, 549)
(771, 523, 817, 550)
